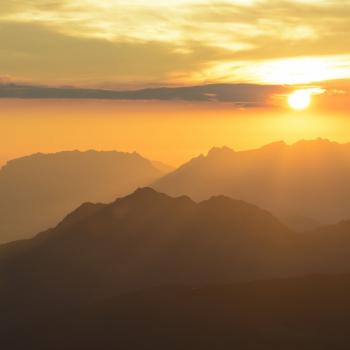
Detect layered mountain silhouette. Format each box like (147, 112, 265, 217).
(152, 139, 350, 223)
(2, 189, 350, 348)
(0, 151, 165, 243)
(3, 138, 348, 243)
(2, 188, 350, 302)
(0, 188, 293, 301)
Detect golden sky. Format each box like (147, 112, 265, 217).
(1, 1, 350, 167)
(1, 0, 350, 87)
(0, 98, 349, 167)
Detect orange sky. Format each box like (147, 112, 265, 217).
(1, 98, 349, 167)
(1, 1, 350, 166)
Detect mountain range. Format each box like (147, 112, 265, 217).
(0, 150, 165, 242)
(153, 139, 350, 223)
(2, 138, 350, 243)
(2, 187, 350, 300)
(2, 188, 350, 348)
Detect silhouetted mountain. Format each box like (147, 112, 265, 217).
(0, 188, 295, 303)
(0, 83, 287, 106)
(0, 151, 163, 242)
(280, 215, 321, 232)
(152, 139, 350, 223)
(2, 189, 350, 348)
(151, 160, 175, 173)
(2, 188, 350, 303)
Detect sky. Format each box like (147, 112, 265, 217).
(0, 0, 350, 166)
(1, 98, 349, 167)
(1, 0, 350, 87)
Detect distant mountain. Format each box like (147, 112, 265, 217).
(151, 160, 175, 173)
(0, 83, 287, 106)
(0, 151, 163, 243)
(152, 139, 350, 223)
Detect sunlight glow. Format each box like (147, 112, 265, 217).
(288, 90, 311, 110)
(288, 88, 325, 110)
(253, 57, 350, 85)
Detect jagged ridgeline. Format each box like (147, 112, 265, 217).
(153, 139, 350, 224)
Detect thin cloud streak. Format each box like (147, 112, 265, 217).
(0, 82, 289, 108)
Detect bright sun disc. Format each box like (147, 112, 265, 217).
(288, 90, 311, 110)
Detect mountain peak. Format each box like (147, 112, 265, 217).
(152, 138, 350, 223)
(116, 187, 194, 207)
(261, 140, 287, 150)
(113, 187, 167, 204)
(293, 138, 335, 147)
(201, 195, 268, 216)
(207, 146, 235, 158)
(58, 202, 106, 229)
(132, 187, 162, 197)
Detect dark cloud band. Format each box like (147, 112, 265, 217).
(0, 83, 287, 107)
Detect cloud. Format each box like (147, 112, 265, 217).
(0, 21, 229, 86)
(0, 82, 288, 107)
(0, 0, 350, 86)
(186, 0, 350, 59)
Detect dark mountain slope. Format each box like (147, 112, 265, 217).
(3, 274, 350, 350)
(0, 188, 296, 304)
(1, 190, 350, 348)
(2, 188, 350, 306)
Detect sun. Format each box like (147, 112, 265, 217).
(288, 90, 312, 110)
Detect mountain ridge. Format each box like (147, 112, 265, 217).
(0, 150, 165, 243)
(1, 188, 350, 350)
(2, 187, 350, 298)
(0, 188, 293, 299)
(152, 138, 350, 223)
